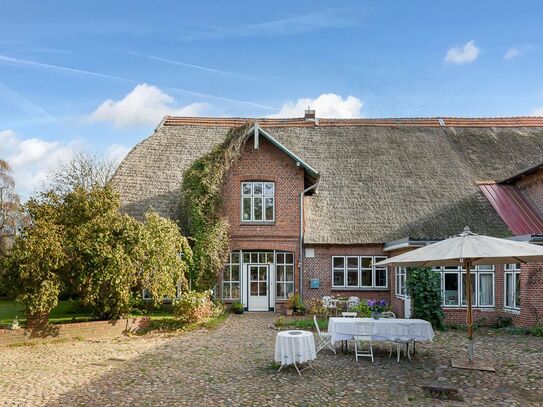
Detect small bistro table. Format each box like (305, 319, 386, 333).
(274, 330, 316, 375)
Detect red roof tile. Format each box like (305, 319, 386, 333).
(479, 183, 543, 235)
(162, 116, 543, 128)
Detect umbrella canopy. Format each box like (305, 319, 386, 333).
(374, 226, 543, 365)
(375, 227, 543, 267)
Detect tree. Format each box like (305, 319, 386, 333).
(139, 211, 192, 305)
(3, 184, 193, 320)
(45, 152, 118, 196)
(0, 159, 24, 255)
(405, 267, 445, 329)
(0, 159, 27, 297)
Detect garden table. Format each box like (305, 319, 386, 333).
(274, 330, 316, 375)
(328, 317, 434, 345)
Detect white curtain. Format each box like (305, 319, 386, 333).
(479, 274, 493, 306)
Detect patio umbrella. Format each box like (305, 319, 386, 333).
(374, 227, 543, 367)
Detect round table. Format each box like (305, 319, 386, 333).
(274, 330, 316, 375)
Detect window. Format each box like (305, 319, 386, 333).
(434, 265, 495, 308)
(505, 264, 521, 310)
(222, 252, 240, 300)
(276, 252, 294, 300)
(395, 267, 407, 297)
(331, 256, 388, 289)
(241, 181, 275, 222)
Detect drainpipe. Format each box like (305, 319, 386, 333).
(299, 180, 319, 300)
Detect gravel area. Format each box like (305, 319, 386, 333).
(1, 313, 542, 406)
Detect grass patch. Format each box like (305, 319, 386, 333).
(274, 316, 327, 331)
(0, 299, 95, 325)
(6, 337, 82, 348)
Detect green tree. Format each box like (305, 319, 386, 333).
(405, 267, 445, 330)
(3, 217, 66, 318)
(4, 184, 193, 321)
(138, 211, 192, 305)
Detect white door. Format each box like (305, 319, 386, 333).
(248, 265, 269, 311)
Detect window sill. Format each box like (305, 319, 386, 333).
(240, 221, 275, 226)
(332, 287, 389, 292)
(503, 307, 521, 315)
(443, 306, 495, 310)
(395, 295, 408, 301)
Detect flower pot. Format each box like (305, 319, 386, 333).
(286, 309, 293, 316)
(234, 308, 244, 315)
(371, 311, 381, 320)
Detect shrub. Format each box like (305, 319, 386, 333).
(173, 290, 214, 324)
(406, 267, 445, 330)
(349, 301, 371, 317)
(307, 298, 328, 317)
(286, 293, 303, 311)
(230, 301, 244, 313)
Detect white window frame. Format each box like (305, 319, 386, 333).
(222, 252, 241, 300)
(275, 252, 295, 300)
(331, 256, 388, 289)
(434, 265, 495, 308)
(395, 267, 407, 298)
(504, 264, 521, 310)
(241, 181, 275, 222)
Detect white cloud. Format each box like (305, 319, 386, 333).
(504, 47, 521, 60)
(532, 107, 543, 116)
(0, 130, 82, 198)
(89, 84, 208, 127)
(270, 93, 363, 118)
(106, 144, 130, 163)
(444, 40, 480, 65)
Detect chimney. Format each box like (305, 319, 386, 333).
(304, 107, 316, 120)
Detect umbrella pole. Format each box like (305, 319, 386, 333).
(464, 258, 474, 362)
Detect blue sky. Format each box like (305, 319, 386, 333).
(1, 1, 542, 198)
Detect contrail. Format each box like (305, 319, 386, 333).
(0, 54, 276, 110)
(0, 80, 54, 120)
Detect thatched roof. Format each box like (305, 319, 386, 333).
(111, 117, 543, 244)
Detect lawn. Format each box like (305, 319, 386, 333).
(274, 316, 328, 331)
(0, 299, 95, 325)
(0, 299, 183, 327)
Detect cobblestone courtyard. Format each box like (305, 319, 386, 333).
(1, 313, 542, 406)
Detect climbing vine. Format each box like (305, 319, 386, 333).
(182, 124, 251, 289)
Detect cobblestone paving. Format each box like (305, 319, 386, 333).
(1, 313, 542, 406)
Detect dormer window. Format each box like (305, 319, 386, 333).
(241, 181, 275, 222)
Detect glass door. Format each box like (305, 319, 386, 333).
(248, 265, 269, 311)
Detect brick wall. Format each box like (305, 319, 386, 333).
(303, 244, 389, 304)
(219, 136, 305, 303)
(0, 317, 149, 346)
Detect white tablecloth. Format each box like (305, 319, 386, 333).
(274, 330, 317, 366)
(328, 317, 435, 345)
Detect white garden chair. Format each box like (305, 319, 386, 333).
(347, 296, 360, 309)
(322, 296, 338, 316)
(313, 315, 336, 354)
(390, 323, 417, 363)
(354, 322, 374, 362)
(381, 311, 396, 319)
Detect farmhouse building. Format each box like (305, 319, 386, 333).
(112, 113, 543, 326)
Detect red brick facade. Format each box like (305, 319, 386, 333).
(219, 136, 305, 308)
(216, 135, 542, 326)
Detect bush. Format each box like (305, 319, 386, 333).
(173, 290, 214, 324)
(406, 267, 445, 330)
(230, 301, 244, 313)
(286, 293, 304, 312)
(307, 298, 328, 317)
(349, 301, 371, 317)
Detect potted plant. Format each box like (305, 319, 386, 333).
(286, 293, 302, 316)
(231, 302, 244, 315)
(367, 299, 387, 320)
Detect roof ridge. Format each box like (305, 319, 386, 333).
(162, 116, 543, 128)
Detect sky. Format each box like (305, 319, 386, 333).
(1, 1, 543, 198)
